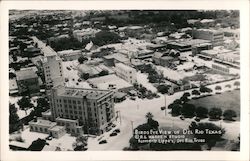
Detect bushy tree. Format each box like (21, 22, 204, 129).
(208, 107, 222, 120)
(17, 96, 33, 110)
(181, 103, 196, 118)
(157, 84, 170, 94)
(223, 109, 237, 121)
(92, 31, 121, 46)
(171, 104, 182, 116)
(81, 73, 90, 80)
(9, 104, 19, 125)
(234, 81, 240, 89)
(78, 56, 88, 64)
(215, 85, 222, 90)
(189, 121, 225, 149)
(200, 85, 212, 93)
(98, 70, 109, 76)
(195, 106, 208, 118)
(192, 89, 200, 95)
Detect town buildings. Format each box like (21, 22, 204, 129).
(57, 49, 83, 61)
(16, 68, 40, 94)
(48, 85, 115, 135)
(192, 29, 224, 46)
(115, 63, 137, 84)
(73, 28, 100, 42)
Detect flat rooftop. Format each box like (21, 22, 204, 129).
(88, 74, 132, 90)
(54, 85, 112, 100)
(16, 68, 38, 81)
(115, 63, 135, 71)
(29, 118, 57, 127)
(49, 125, 65, 132)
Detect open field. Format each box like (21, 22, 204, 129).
(188, 90, 240, 120)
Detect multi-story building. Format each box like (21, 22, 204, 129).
(16, 68, 40, 94)
(192, 29, 224, 46)
(73, 28, 100, 42)
(32, 36, 64, 88)
(48, 85, 115, 135)
(115, 63, 137, 84)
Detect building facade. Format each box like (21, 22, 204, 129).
(16, 68, 40, 94)
(48, 85, 115, 135)
(42, 55, 64, 88)
(193, 29, 224, 46)
(115, 63, 137, 84)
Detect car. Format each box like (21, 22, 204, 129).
(111, 124, 116, 128)
(110, 132, 117, 137)
(195, 117, 200, 122)
(161, 106, 166, 111)
(99, 140, 107, 144)
(180, 116, 185, 120)
(130, 97, 136, 100)
(114, 129, 120, 133)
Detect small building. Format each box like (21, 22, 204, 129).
(146, 44, 168, 52)
(152, 51, 176, 67)
(57, 49, 83, 61)
(192, 29, 224, 46)
(87, 74, 134, 93)
(29, 117, 66, 139)
(9, 79, 18, 95)
(114, 92, 127, 102)
(16, 68, 40, 94)
(103, 53, 130, 67)
(115, 63, 137, 84)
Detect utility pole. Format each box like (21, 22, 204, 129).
(164, 94, 167, 116)
(131, 121, 134, 135)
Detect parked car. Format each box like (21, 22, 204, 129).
(110, 132, 117, 137)
(195, 117, 200, 122)
(180, 116, 185, 120)
(99, 140, 107, 144)
(114, 129, 120, 133)
(130, 97, 136, 100)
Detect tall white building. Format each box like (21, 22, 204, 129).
(43, 54, 64, 88)
(115, 63, 137, 84)
(32, 36, 64, 88)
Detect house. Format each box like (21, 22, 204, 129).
(115, 63, 137, 84)
(103, 53, 130, 67)
(16, 68, 40, 94)
(87, 74, 134, 93)
(152, 51, 175, 67)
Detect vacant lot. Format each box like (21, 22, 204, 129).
(188, 90, 240, 120)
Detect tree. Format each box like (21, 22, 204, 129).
(17, 96, 33, 110)
(223, 109, 237, 121)
(9, 103, 19, 124)
(9, 72, 16, 79)
(200, 85, 212, 93)
(72, 136, 88, 151)
(81, 73, 90, 80)
(145, 112, 153, 120)
(225, 84, 231, 88)
(195, 106, 208, 118)
(171, 104, 182, 116)
(92, 31, 121, 46)
(99, 70, 109, 76)
(215, 85, 222, 90)
(157, 84, 170, 94)
(192, 89, 200, 95)
(208, 107, 222, 120)
(78, 56, 88, 64)
(181, 103, 196, 118)
(189, 121, 225, 149)
(37, 97, 49, 109)
(28, 138, 47, 151)
(234, 81, 240, 89)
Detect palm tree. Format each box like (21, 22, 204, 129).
(145, 112, 153, 120)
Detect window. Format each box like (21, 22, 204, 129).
(64, 100, 67, 103)
(68, 100, 71, 103)
(73, 100, 76, 104)
(78, 101, 81, 104)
